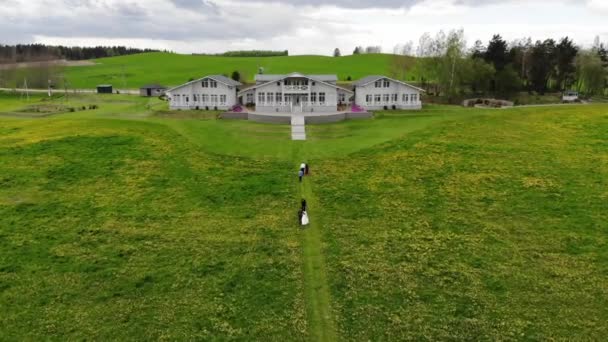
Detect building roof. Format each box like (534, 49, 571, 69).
(166, 75, 242, 92)
(353, 75, 425, 92)
(209, 75, 242, 87)
(255, 74, 338, 83)
(97, 84, 112, 87)
(140, 84, 167, 89)
(240, 72, 352, 95)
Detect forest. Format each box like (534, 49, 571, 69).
(0, 44, 161, 63)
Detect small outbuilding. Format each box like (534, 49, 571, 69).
(140, 84, 167, 97)
(97, 85, 113, 94)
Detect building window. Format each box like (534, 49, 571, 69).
(202, 80, 209, 88)
(202, 94, 209, 103)
(338, 93, 346, 103)
(383, 94, 389, 103)
(247, 93, 253, 104)
(366, 94, 372, 104)
(374, 94, 381, 103)
(384, 80, 390, 88)
(210, 80, 218, 88)
(275, 93, 282, 103)
(266, 92, 274, 104)
(258, 92, 265, 104)
(375, 80, 382, 88)
(392, 94, 398, 102)
(211, 95, 218, 104)
(185, 96, 189, 103)
(402, 94, 406, 103)
(412, 94, 417, 102)
(319, 92, 326, 104)
(220, 95, 226, 104)
(311, 92, 317, 103)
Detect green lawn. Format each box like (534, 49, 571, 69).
(61, 52, 417, 89)
(1, 93, 607, 340)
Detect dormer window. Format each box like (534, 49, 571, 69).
(383, 80, 390, 88)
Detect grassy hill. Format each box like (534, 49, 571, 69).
(63, 52, 418, 89)
(1, 93, 607, 339)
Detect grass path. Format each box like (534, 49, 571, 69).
(297, 163, 338, 341)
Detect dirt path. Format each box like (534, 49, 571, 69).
(297, 169, 338, 341)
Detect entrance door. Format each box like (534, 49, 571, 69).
(147, 88, 152, 96)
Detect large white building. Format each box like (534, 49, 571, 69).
(166, 75, 241, 110)
(239, 72, 354, 113)
(353, 76, 423, 110)
(166, 73, 423, 113)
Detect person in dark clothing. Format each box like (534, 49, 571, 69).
(298, 169, 304, 182)
(298, 209, 303, 225)
(301, 199, 307, 211)
(305, 163, 309, 175)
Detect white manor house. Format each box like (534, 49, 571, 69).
(166, 72, 423, 113)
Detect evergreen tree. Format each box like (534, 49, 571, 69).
(484, 35, 509, 71)
(555, 37, 578, 90)
(333, 48, 341, 57)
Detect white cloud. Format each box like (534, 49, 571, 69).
(0, 0, 605, 55)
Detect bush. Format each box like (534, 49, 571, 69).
(68, 107, 75, 112)
(205, 106, 209, 110)
(214, 106, 218, 110)
(383, 105, 388, 110)
(231, 71, 241, 82)
(347, 76, 352, 81)
(81, 106, 86, 111)
(392, 105, 396, 110)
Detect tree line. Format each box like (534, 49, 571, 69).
(192, 50, 289, 57)
(406, 30, 608, 99)
(0, 44, 161, 63)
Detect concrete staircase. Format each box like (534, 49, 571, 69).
(291, 115, 306, 140)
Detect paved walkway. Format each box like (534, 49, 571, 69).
(291, 115, 306, 140)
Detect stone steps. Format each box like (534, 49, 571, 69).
(291, 115, 306, 140)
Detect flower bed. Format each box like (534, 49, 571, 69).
(351, 104, 365, 113)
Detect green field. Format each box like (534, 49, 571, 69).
(1, 92, 607, 340)
(61, 52, 416, 89)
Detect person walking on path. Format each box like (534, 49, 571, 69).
(301, 211, 310, 226)
(300, 162, 306, 174)
(298, 169, 304, 182)
(301, 199, 307, 211)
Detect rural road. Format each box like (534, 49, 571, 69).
(0, 87, 140, 95)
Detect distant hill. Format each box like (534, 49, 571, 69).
(63, 52, 420, 89)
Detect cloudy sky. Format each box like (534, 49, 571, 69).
(1, 0, 607, 55)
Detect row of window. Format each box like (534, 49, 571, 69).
(255, 92, 328, 104)
(201, 79, 218, 88)
(365, 93, 418, 104)
(172, 94, 227, 104)
(374, 79, 391, 88)
(245, 92, 347, 104)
